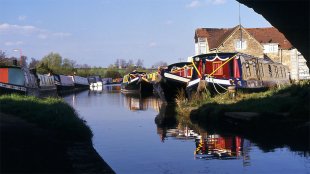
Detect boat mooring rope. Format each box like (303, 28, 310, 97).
(210, 78, 228, 95)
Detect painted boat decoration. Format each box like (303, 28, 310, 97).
(189, 52, 290, 93)
(0, 66, 38, 95)
(121, 71, 153, 94)
(154, 52, 290, 102)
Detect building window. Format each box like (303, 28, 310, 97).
(212, 61, 223, 75)
(235, 39, 247, 50)
(263, 43, 278, 53)
(199, 42, 206, 54)
(198, 38, 206, 42)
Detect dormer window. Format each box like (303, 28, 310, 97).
(197, 37, 207, 54)
(263, 43, 278, 53)
(235, 39, 247, 50)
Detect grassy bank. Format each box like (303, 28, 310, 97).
(0, 94, 92, 141)
(177, 81, 310, 121)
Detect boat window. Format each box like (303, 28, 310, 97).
(260, 63, 264, 77)
(252, 62, 257, 77)
(212, 61, 223, 75)
(274, 66, 279, 78)
(268, 65, 272, 77)
(280, 67, 283, 78)
(246, 63, 251, 77)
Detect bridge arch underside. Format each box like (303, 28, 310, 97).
(237, 0, 309, 68)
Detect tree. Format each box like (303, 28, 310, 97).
(152, 61, 168, 68)
(136, 59, 144, 68)
(120, 59, 127, 68)
(29, 58, 39, 69)
(37, 52, 63, 74)
(104, 69, 122, 78)
(0, 51, 7, 66)
(127, 59, 134, 67)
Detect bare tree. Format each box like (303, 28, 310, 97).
(114, 59, 120, 68)
(120, 59, 127, 68)
(127, 59, 134, 67)
(152, 61, 168, 68)
(0, 50, 7, 65)
(136, 59, 144, 68)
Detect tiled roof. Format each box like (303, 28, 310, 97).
(195, 26, 293, 50)
(195, 27, 236, 49)
(246, 27, 292, 49)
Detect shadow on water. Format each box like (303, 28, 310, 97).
(189, 111, 310, 155)
(154, 103, 310, 159)
(154, 103, 178, 142)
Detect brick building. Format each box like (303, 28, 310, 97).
(194, 25, 310, 80)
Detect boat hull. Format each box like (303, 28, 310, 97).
(153, 77, 187, 102)
(121, 78, 153, 95)
(0, 83, 26, 95)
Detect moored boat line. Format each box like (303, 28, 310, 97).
(0, 65, 118, 97)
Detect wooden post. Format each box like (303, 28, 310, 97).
(228, 86, 236, 99)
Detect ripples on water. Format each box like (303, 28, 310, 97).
(63, 85, 310, 174)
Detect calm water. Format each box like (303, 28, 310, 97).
(63, 85, 310, 174)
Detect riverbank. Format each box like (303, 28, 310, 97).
(176, 81, 310, 152)
(177, 81, 310, 131)
(0, 94, 115, 173)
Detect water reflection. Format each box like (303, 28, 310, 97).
(122, 93, 162, 112)
(89, 84, 121, 95)
(194, 134, 251, 166)
(155, 103, 310, 162)
(63, 91, 310, 173)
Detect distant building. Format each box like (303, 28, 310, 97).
(194, 25, 310, 80)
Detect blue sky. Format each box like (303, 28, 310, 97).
(1, 0, 271, 67)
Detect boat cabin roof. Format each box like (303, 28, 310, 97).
(0, 65, 22, 69)
(167, 62, 193, 69)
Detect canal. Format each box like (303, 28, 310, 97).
(63, 85, 310, 174)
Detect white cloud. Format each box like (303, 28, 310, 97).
(52, 32, 72, 37)
(186, 0, 201, 8)
(0, 23, 39, 34)
(18, 15, 27, 21)
(4, 41, 24, 46)
(149, 42, 157, 47)
(211, 0, 226, 5)
(0, 23, 71, 40)
(205, 0, 226, 5)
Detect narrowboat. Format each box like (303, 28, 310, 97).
(0, 66, 38, 95)
(189, 52, 290, 92)
(88, 76, 103, 87)
(37, 73, 57, 95)
(152, 62, 200, 102)
(53, 74, 75, 92)
(71, 75, 89, 89)
(121, 71, 153, 94)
